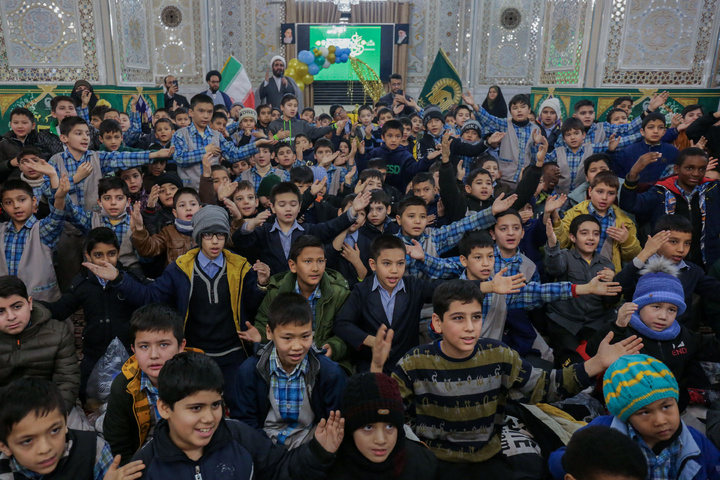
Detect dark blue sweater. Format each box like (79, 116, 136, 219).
(613, 140, 679, 182)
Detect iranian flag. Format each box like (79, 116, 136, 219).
(220, 56, 255, 108)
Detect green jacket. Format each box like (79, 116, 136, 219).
(255, 268, 351, 370)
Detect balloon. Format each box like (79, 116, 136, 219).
(314, 55, 325, 66)
(341, 54, 349, 63)
(288, 59, 301, 70)
(308, 63, 320, 75)
(314, 48, 321, 56)
(300, 50, 314, 65)
(285, 68, 297, 79)
(320, 47, 329, 57)
(327, 53, 336, 64)
(303, 74, 314, 85)
(296, 62, 309, 76)
(323, 60, 330, 69)
(296, 81, 304, 91)
(329, 45, 336, 54)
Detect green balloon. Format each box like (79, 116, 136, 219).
(314, 55, 325, 66)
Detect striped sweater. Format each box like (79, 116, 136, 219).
(391, 338, 591, 462)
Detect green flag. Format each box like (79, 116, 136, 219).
(417, 48, 463, 113)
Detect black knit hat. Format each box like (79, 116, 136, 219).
(154, 171, 183, 189)
(422, 107, 444, 127)
(342, 373, 405, 433)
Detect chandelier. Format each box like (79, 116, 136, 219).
(299, 0, 385, 14)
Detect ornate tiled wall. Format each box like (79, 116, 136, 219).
(537, 0, 593, 87)
(111, 0, 153, 84)
(473, 0, 544, 86)
(0, 0, 102, 83)
(596, 0, 720, 86)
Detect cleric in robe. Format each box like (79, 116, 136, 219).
(258, 56, 304, 111)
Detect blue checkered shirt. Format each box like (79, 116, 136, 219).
(78, 107, 142, 146)
(400, 207, 495, 257)
(269, 346, 309, 446)
(3, 207, 65, 276)
(474, 106, 538, 182)
(574, 115, 643, 148)
(493, 245, 541, 283)
(406, 250, 464, 279)
(279, 160, 308, 182)
(628, 423, 681, 480)
(587, 202, 616, 254)
(248, 166, 279, 193)
(483, 280, 572, 316)
(172, 122, 258, 167)
(8, 435, 113, 480)
(295, 280, 321, 328)
(545, 142, 611, 187)
(66, 200, 131, 244)
(45, 148, 153, 205)
(140, 371, 160, 422)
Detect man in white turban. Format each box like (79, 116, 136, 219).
(258, 55, 303, 111)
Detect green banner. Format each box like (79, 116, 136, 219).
(531, 87, 720, 122)
(0, 85, 164, 135)
(417, 48, 463, 113)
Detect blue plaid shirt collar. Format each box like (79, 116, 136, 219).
(270, 345, 309, 378)
(8, 434, 74, 479)
(8, 215, 37, 233)
(587, 200, 615, 220)
(188, 121, 213, 141)
(140, 371, 160, 418)
(627, 422, 683, 478)
(294, 280, 321, 325)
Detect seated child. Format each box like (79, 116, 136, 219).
(171, 107, 190, 129)
(619, 147, 718, 269)
(586, 257, 720, 410)
(551, 426, 647, 480)
(553, 171, 641, 273)
(0, 108, 52, 182)
(613, 112, 679, 181)
(46, 227, 147, 401)
(0, 276, 79, 410)
(131, 351, 344, 479)
(16, 147, 56, 219)
(142, 172, 182, 235)
(104, 304, 191, 464)
(250, 235, 351, 368)
(301, 107, 316, 125)
(377, 279, 642, 479)
(233, 182, 370, 275)
(240, 143, 278, 193)
(327, 372, 438, 480)
(0, 378, 130, 479)
(563, 153, 613, 211)
(550, 355, 720, 480)
(131, 187, 200, 266)
(231, 108, 260, 147)
(358, 189, 400, 241)
(119, 166, 148, 209)
(0, 175, 68, 301)
(328, 195, 372, 288)
(231, 292, 346, 448)
(365, 158, 403, 207)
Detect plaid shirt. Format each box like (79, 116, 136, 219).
(493, 245, 541, 283)
(172, 122, 258, 167)
(408, 250, 464, 279)
(78, 107, 142, 146)
(401, 207, 495, 257)
(483, 280, 572, 316)
(3, 207, 65, 276)
(66, 200, 131, 244)
(587, 202, 616, 254)
(628, 423, 681, 480)
(474, 106, 538, 182)
(140, 371, 160, 423)
(8, 435, 113, 480)
(279, 160, 307, 182)
(295, 281, 321, 328)
(582, 115, 643, 147)
(248, 166, 279, 193)
(545, 142, 610, 187)
(45, 148, 152, 205)
(269, 347, 309, 446)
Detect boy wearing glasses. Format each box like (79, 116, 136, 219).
(83, 205, 271, 405)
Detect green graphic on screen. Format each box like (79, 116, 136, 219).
(308, 25, 382, 81)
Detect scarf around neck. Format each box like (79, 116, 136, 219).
(174, 218, 193, 235)
(628, 312, 681, 341)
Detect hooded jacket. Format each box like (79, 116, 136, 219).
(357, 144, 433, 192)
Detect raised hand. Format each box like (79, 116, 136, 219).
(26, 157, 56, 177)
(130, 201, 144, 231)
(586, 332, 644, 376)
(606, 223, 629, 243)
(536, 135, 549, 162)
(218, 181, 238, 201)
(582, 274, 622, 296)
(641, 230, 671, 259)
(238, 321, 262, 343)
(205, 144, 222, 156)
(648, 91, 670, 112)
(344, 165, 357, 186)
(147, 184, 160, 209)
(315, 411, 345, 454)
(670, 113, 682, 129)
(341, 242, 362, 264)
(487, 131, 505, 148)
(370, 324, 394, 373)
(708, 157, 717, 172)
(151, 146, 175, 159)
(223, 197, 243, 220)
(491, 192, 518, 215)
(253, 260, 271, 286)
(310, 177, 328, 196)
(628, 152, 662, 180)
(532, 129, 543, 144)
(456, 162, 466, 181)
(56, 173, 71, 198)
(544, 194, 567, 215)
(322, 343, 333, 358)
(690, 136, 707, 150)
(545, 218, 557, 247)
(201, 151, 214, 176)
(616, 302, 638, 328)
(245, 210, 272, 231)
(80, 89, 92, 108)
(393, 103, 405, 115)
(427, 150, 443, 160)
(462, 91, 477, 109)
(405, 239, 425, 260)
(74, 161, 94, 184)
(130, 93, 141, 113)
(488, 267, 527, 295)
(608, 133, 621, 152)
(350, 191, 372, 215)
(82, 260, 120, 282)
(441, 130, 452, 162)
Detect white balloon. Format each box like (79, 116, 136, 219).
(320, 47, 329, 57)
(323, 60, 331, 69)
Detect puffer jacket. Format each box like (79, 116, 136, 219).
(0, 302, 79, 409)
(132, 224, 196, 266)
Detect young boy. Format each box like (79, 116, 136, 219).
(172, 94, 261, 190)
(553, 171, 641, 273)
(46, 227, 147, 401)
(550, 355, 720, 479)
(615, 214, 720, 327)
(364, 158, 404, 206)
(142, 172, 183, 235)
(130, 351, 344, 479)
(231, 292, 346, 448)
(416, 113, 490, 175)
(1, 172, 68, 301)
(606, 107, 629, 125)
(613, 112, 679, 181)
(171, 107, 191, 129)
(231, 108, 262, 147)
(0, 274, 80, 409)
(13, 147, 52, 218)
(273, 142, 306, 183)
(104, 303, 192, 464)
(131, 188, 200, 266)
(249, 235, 351, 368)
(0, 108, 53, 182)
(570, 95, 665, 144)
(233, 182, 370, 275)
(240, 144, 278, 193)
(358, 188, 400, 242)
(328, 195, 372, 287)
(268, 95, 343, 146)
(372, 279, 642, 479)
(541, 118, 618, 194)
(209, 111, 229, 139)
(255, 103, 273, 136)
(0, 378, 131, 479)
(619, 147, 719, 268)
(85, 205, 270, 402)
(301, 107, 316, 125)
(544, 212, 618, 364)
(537, 97, 562, 151)
(563, 153, 613, 211)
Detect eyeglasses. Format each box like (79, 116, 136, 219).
(201, 232, 228, 240)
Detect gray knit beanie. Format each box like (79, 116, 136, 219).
(191, 205, 231, 244)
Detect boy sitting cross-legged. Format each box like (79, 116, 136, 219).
(230, 293, 347, 449)
(131, 351, 345, 480)
(370, 280, 643, 479)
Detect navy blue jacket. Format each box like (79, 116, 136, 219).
(357, 144, 432, 192)
(229, 345, 347, 426)
(232, 212, 354, 275)
(132, 418, 335, 480)
(613, 140, 679, 182)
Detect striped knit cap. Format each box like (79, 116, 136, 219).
(603, 354, 679, 422)
(342, 372, 405, 434)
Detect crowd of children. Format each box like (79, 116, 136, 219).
(0, 81, 720, 480)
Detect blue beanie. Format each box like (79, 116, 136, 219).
(603, 354, 679, 422)
(632, 256, 686, 315)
